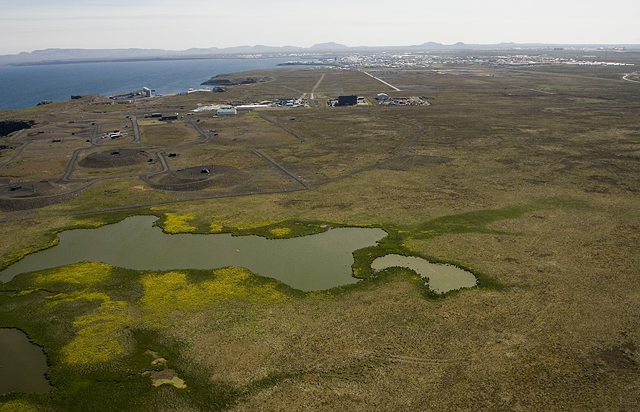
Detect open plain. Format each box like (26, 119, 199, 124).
(1, 52, 640, 411)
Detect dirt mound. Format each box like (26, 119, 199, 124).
(79, 149, 150, 168)
(0, 180, 55, 197)
(144, 165, 249, 191)
(0, 180, 91, 211)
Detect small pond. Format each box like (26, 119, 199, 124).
(0, 216, 387, 292)
(371, 254, 477, 294)
(0, 328, 51, 394)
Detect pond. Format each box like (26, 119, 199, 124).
(0, 329, 51, 394)
(371, 254, 477, 294)
(0, 216, 387, 292)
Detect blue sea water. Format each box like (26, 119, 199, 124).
(0, 57, 296, 110)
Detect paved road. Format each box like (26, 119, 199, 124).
(258, 113, 308, 143)
(511, 86, 554, 95)
(155, 151, 169, 173)
(57, 149, 82, 182)
(360, 70, 401, 91)
(250, 148, 309, 189)
(0, 141, 31, 170)
(622, 73, 640, 83)
(90, 123, 100, 146)
(186, 118, 210, 142)
(9, 129, 26, 143)
(310, 73, 326, 99)
(131, 116, 141, 142)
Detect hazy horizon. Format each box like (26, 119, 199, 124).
(1, 0, 639, 55)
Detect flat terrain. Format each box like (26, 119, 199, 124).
(1, 54, 640, 411)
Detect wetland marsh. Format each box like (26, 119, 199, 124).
(1, 215, 387, 291)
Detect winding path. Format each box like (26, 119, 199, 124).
(186, 118, 210, 142)
(57, 149, 82, 182)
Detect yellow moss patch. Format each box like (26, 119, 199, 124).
(61, 298, 132, 365)
(0, 400, 40, 412)
(163, 213, 196, 233)
(140, 267, 288, 328)
(210, 222, 224, 232)
(35, 262, 112, 287)
(152, 376, 186, 388)
(270, 228, 291, 237)
(208, 214, 230, 232)
(47, 291, 111, 307)
(232, 218, 279, 230)
(74, 220, 104, 228)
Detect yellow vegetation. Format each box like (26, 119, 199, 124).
(210, 222, 224, 232)
(0, 400, 40, 412)
(270, 228, 291, 237)
(209, 215, 229, 233)
(47, 291, 110, 308)
(74, 220, 104, 228)
(140, 267, 288, 328)
(163, 213, 196, 233)
(231, 218, 279, 230)
(50, 291, 132, 365)
(35, 262, 112, 287)
(152, 376, 187, 389)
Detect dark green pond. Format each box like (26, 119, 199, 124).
(0, 329, 51, 394)
(0, 216, 387, 291)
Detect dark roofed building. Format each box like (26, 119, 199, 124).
(337, 95, 357, 106)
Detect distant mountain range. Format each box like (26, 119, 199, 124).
(1, 42, 638, 66)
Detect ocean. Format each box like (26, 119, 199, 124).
(0, 57, 296, 110)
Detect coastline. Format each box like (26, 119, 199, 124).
(0, 57, 297, 110)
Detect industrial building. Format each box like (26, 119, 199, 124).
(336, 95, 358, 106)
(217, 108, 237, 115)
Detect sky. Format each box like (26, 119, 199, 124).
(1, 0, 639, 55)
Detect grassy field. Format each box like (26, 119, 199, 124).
(1, 53, 640, 411)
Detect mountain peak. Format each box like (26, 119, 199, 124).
(309, 42, 349, 51)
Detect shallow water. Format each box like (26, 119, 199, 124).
(0, 216, 387, 291)
(0, 329, 51, 394)
(371, 254, 477, 293)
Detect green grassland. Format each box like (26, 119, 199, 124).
(1, 54, 640, 411)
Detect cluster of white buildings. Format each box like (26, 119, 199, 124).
(283, 53, 634, 69)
